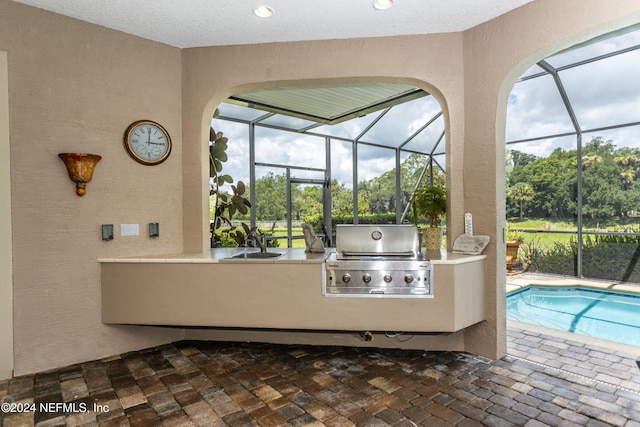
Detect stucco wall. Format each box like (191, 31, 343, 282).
(460, 0, 640, 358)
(0, 0, 185, 375)
(2, 0, 639, 376)
(1, 50, 13, 379)
(181, 0, 640, 360)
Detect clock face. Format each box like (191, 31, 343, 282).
(124, 120, 171, 165)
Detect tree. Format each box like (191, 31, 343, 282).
(614, 148, 640, 190)
(581, 137, 623, 218)
(254, 172, 287, 220)
(331, 180, 368, 215)
(508, 182, 535, 220)
(357, 153, 443, 216)
(294, 185, 323, 219)
(526, 147, 577, 218)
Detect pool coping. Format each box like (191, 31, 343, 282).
(506, 273, 640, 355)
(508, 319, 640, 357)
(506, 273, 640, 295)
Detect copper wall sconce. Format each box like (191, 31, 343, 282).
(58, 153, 102, 196)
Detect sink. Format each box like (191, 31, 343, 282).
(230, 252, 282, 259)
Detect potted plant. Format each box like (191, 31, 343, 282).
(209, 126, 254, 247)
(413, 185, 446, 251)
(505, 230, 524, 274)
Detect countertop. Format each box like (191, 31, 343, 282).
(98, 248, 333, 264)
(426, 249, 487, 264)
(98, 248, 486, 264)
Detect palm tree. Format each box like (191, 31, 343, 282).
(614, 151, 639, 190)
(508, 182, 534, 220)
(581, 153, 602, 170)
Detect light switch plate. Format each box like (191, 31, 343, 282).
(120, 223, 139, 236)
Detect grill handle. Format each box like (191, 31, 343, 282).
(340, 250, 416, 257)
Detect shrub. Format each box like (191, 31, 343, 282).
(528, 230, 640, 283)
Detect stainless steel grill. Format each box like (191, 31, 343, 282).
(324, 225, 433, 298)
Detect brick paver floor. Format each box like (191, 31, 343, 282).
(1, 325, 639, 426)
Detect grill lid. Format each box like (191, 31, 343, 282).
(335, 225, 422, 260)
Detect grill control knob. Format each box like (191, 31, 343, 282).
(404, 274, 414, 283)
(383, 274, 393, 283)
(362, 274, 372, 283)
(342, 273, 351, 283)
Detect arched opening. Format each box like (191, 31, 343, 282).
(505, 24, 640, 283)
(207, 81, 448, 250)
(502, 24, 640, 348)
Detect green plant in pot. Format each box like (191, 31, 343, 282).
(413, 185, 446, 251)
(209, 126, 255, 247)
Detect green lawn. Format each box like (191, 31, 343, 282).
(507, 217, 639, 249)
(262, 220, 637, 251)
(269, 227, 306, 249)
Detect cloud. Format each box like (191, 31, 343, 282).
(506, 37, 640, 155)
(359, 96, 442, 148)
(210, 120, 250, 185)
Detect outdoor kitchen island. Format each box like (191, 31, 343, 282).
(100, 248, 486, 354)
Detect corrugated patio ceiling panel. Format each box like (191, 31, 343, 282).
(216, 102, 268, 122)
(228, 83, 427, 124)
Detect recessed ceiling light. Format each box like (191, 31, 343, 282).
(253, 5, 274, 18)
(372, 0, 394, 10)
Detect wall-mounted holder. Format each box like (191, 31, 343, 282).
(58, 153, 102, 196)
(149, 222, 159, 238)
(102, 224, 114, 241)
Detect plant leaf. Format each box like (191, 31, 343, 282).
(232, 232, 242, 245)
(236, 181, 246, 195)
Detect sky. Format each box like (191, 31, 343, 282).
(212, 24, 640, 188)
(505, 26, 640, 158)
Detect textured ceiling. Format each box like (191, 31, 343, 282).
(14, 0, 535, 48)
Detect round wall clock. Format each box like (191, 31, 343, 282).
(123, 120, 172, 165)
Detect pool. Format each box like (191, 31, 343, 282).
(507, 286, 640, 347)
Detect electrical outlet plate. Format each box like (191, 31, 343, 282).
(102, 224, 114, 241)
(149, 222, 159, 238)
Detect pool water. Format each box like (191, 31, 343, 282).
(507, 286, 640, 347)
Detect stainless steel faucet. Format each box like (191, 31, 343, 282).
(249, 230, 267, 252)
